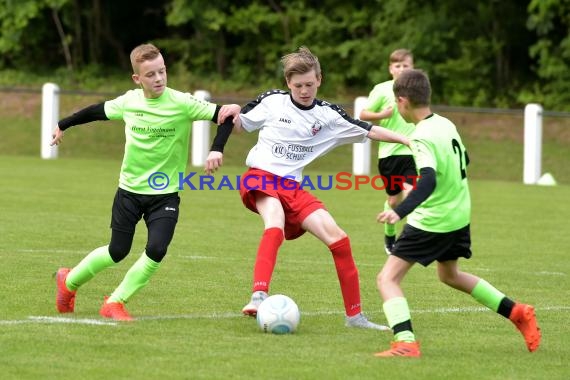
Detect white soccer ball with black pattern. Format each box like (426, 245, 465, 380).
(256, 294, 300, 334)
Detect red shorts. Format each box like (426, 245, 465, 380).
(239, 168, 325, 240)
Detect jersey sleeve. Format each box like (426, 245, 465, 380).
(185, 93, 217, 121)
(410, 138, 436, 170)
(329, 104, 370, 144)
(104, 93, 129, 120)
(239, 93, 273, 132)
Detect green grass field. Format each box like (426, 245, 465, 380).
(1, 156, 569, 380)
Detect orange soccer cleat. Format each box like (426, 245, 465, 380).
(509, 303, 541, 352)
(55, 268, 76, 313)
(99, 296, 134, 321)
(374, 341, 421, 358)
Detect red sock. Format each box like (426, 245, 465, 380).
(252, 227, 284, 293)
(329, 236, 361, 316)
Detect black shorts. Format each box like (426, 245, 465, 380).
(392, 224, 472, 267)
(110, 188, 180, 233)
(378, 155, 417, 196)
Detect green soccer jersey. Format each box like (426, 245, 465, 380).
(408, 113, 471, 232)
(364, 80, 415, 158)
(104, 87, 216, 194)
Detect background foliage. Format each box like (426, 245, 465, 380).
(1, 0, 570, 110)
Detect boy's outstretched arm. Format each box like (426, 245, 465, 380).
(50, 102, 108, 146)
(367, 125, 410, 146)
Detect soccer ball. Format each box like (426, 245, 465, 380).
(256, 294, 300, 334)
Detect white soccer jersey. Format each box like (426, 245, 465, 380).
(240, 90, 372, 181)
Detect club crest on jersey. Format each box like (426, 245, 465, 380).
(311, 121, 323, 136)
(272, 143, 287, 158)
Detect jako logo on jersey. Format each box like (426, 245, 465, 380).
(311, 121, 323, 136)
(279, 117, 292, 124)
(164, 207, 176, 211)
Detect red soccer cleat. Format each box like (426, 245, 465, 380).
(55, 268, 76, 313)
(374, 341, 421, 358)
(510, 303, 541, 352)
(99, 296, 134, 321)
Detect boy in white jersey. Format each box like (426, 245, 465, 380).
(360, 49, 416, 255)
(233, 46, 409, 329)
(51, 43, 240, 320)
(374, 69, 541, 357)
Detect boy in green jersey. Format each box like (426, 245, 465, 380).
(360, 49, 416, 255)
(374, 69, 541, 357)
(51, 43, 240, 320)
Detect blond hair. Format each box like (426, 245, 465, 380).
(281, 46, 321, 82)
(130, 43, 161, 73)
(389, 49, 413, 64)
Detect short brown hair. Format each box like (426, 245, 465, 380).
(130, 43, 161, 73)
(390, 49, 413, 64)
(393, 69, 431, 107)
(281, 46, 321, 82)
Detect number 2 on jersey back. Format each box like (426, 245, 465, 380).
(451, 139, 467, 179)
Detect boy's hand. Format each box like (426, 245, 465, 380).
(205, 151, 224, 175)
(377, 210, 401, 224)
(376, 106, 394, 120)
(50, 127, 64, 146)
(218, 104, 241, 124)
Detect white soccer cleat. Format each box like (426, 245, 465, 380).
(345, 313, 390, 331)
(241, 290, 268, 317)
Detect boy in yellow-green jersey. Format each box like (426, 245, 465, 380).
(51, 43, 240, 320)
(360, 49, 416, 254)
(374, 69, 541, 357)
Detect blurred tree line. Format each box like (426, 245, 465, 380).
(1, 0, 569, 111)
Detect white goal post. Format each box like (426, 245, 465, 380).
(41, 83, 59, 159)
(352, 96, 371, 175)
(523, 103, 542, 185)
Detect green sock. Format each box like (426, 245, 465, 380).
(470, 279, 506, 312)
(383, 297, 415, 342)
(384, 201, 396, 237)
(108, 252, 160, 304)
(66, 245, 115, 291)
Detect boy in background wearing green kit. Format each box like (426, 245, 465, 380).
(360, 49, 416, 255)
(374, 69, 541, 357)
(51, 43, 240, 321)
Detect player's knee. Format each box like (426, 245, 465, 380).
(108, 230, 134, 263)
(376, 270, 390, 288)
(376, 271, 383, 287)
(438, 271, 456, 287)
(108, 242, 131, 263)
(145, 243, 168, 262)
(329, 228, 347, 244)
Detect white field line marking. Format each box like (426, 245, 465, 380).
(2, 305, 567, 325)
(0, 316, 117, 326)
(12, 249, 84, 254)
